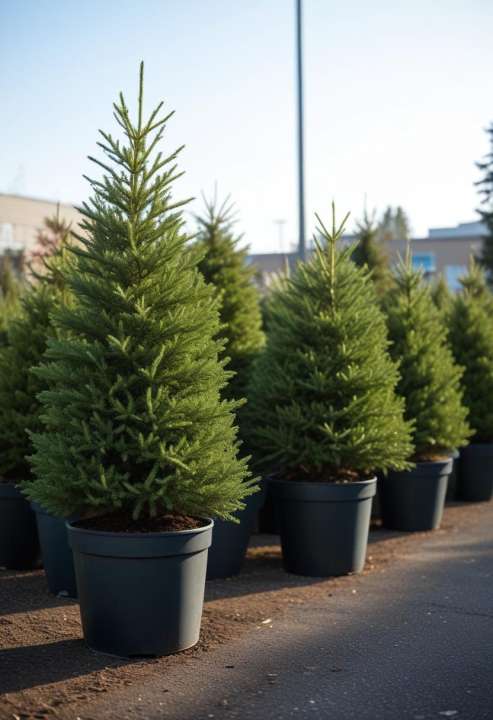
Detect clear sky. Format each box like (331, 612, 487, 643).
(1, 0, 492, 252)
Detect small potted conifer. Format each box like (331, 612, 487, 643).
(25, 221, 78, 596)
(26, 65, 254, 657)
(431, 275, 460, 501)
(449, 261, 493, 501)
(381, 256, 471, 530)
(193, 195, 265, 579)
(0, 275, 43, 571)
(0, 221, 77, 587)
(246, 206, 413, 577)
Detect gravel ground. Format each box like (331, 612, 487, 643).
(0, 501, 491, 720)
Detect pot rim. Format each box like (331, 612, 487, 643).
(269, 475, 377, 488)
(66, 516, 214, 539)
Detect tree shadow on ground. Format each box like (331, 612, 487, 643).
(0, 569, 74, 616)
(0, 638, 133, 693)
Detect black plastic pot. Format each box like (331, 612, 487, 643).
(32, 503, 77, 598)
(0, 483, 41, 570)
(257, 479, 280, 534)
(371, 474, 383, 520)
(207, 483, 266, 580)
(270, 477, 376, 577)
(380, 459, 452, 532)
(68, 519, 213, 657)
(460, 444, 493, 502)
(446, 450, 460, 502)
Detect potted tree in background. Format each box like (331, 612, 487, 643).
(449, 260, 493, 501)
(0, 217, 77, 587)
(26, 65, 255, 657)
(351, 208, 392, 296)
(193, 194, 265, 580)
(431, 275, 460, 501)
(246, 206, 413, 577)
(381, 255, 471, 531)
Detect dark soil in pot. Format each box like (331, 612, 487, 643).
(207, 482, 267, 580)
(270, 476, 376, 577)
(31, 503, 77, 598)
(68, 515, 213, 657)
(380, 458, 452, 531)
(460, 444, 493, 502)
(0, 483, 41, 570)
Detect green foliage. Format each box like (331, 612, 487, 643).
(0, 284, 59, 481)
(246, 205, 413, 480)
(476, 123, 493, 277)
(383, 255, 470, 458)
(351, 209, 391, 295)
(0, 256, 22, 344)
(431, 274, 452, 315)
(449, 260, 493, 442)
(0, 218, 72, 482)
(193, 195, 264, 401)
(378, 205, 411, 243)
(27, 65, 253, 521)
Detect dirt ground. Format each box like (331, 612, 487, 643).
(0, 502, 487, 720)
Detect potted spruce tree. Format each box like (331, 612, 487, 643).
(29, 222, 78, 596)
(351, 208, 392, 296)
(0, 225, 77, 585)
(0, 280, 42, 571)
(381, 256, 471, 530)
(449, 261, 493, 501)
(246, 206, 413, 577)
(193, 195, 265, 580)
(26, 65, 254, 657)
(431, 275, 460, 501)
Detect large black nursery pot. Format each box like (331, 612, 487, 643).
(270, 476, 376, 577)
(460, 444, 493, 502)
(446, 450, 460, 502)
(257, 480, 280, 534)
(68, 519, 213, 657)
(379, 458, 452, 532)
(31, 503, 77, 598)
(0, 483, 41, 570)
(207, 482, 267, 580)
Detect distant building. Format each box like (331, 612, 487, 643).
(0, 193, 81, 263)
(248, 221, 487, 291)
(1, 194, 486, 293)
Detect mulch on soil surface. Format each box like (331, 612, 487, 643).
(0, 502, 487, 720)
(74, 511, 204, 533)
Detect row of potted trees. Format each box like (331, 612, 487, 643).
(0, 66, 492, 658)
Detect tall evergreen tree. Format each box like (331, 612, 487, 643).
(476, 123, 493, 276)
(246, 205, 413, 480)
(27, 64, 253, 522)
(193, 195, 264, 401)
(351, 208, 391, 294)
(383, 255, 470, 459)
(449, 260, 493, 442)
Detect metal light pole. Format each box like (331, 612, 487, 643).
(295, 0, 306, 261)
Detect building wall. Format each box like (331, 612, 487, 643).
(0, 193, 81, 257)
(249, 225, 485, 292)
